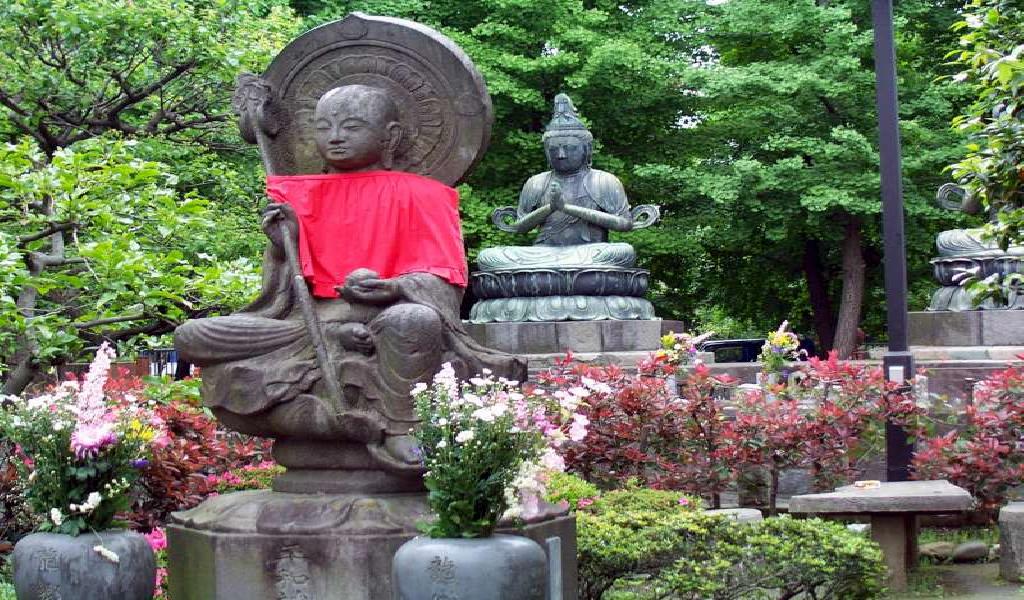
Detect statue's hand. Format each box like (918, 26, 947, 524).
(546, 182, 564, 211)
(337, 322, 374, 355)
(338, 275, 401, 306)
(261, 203, 299, 251)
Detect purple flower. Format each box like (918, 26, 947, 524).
(131, 458, 150, 469)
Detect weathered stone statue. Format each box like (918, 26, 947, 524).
(174, 25, 525, 495)
(470, 94, 660, 322)
(165, 16, 577, 600)
(929, 183, 1024, 310)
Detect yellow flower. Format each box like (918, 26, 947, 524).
(127, 419, 155, 442)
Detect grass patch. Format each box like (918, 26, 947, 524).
(919, 525, 999, 548)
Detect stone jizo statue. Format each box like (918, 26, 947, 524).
(174, 22, 524, 493)
(470, 94, 659, 322)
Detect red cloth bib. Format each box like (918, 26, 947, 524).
(266, 171, 467, 298)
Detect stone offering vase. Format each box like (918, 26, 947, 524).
(13, 530, 156, 600)
(392, 534, 548, 600)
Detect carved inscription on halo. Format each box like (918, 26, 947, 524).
(286, 51, 453, 176)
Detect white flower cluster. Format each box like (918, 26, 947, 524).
(69, 491, 103, 515)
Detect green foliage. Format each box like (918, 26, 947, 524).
(545, 471, 599, 511)
(141, 375, 203, 407)
(0, 139, 261, 376)
(0, 0, 300, 153)
(670, 0, 968, 340)
(948, 0, 1024, 221)
(0, 0, 302, 391)
(0, 581, 12, 600)
(576, 487, 885, 600)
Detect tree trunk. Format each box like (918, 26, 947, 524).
(833, 216, 865, 359)
(802, 239, 835, 354)
(769, 461, 780, 517)
(4, 194, 60, 396)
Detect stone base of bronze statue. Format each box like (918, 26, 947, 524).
(466, 318, 683, 353)
(166, 490, 577, 600)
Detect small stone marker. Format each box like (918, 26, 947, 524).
(999, 502, 1024, 581)
(789, 480, 972, 592)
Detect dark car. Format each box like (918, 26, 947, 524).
(699, 339, 766, 363)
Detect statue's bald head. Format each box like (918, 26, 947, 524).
(315, 85, 401, 126)
(313, 85, 404, 172)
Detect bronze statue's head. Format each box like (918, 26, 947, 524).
(313, 85, 404, 172)
(542, 93, 592, 174)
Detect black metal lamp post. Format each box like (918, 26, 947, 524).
(871, 0, 915, 481)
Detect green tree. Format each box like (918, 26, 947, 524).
(0, 0, 301, 393)
(943, 0, 1024, 304)
(663, 0, 969, 355)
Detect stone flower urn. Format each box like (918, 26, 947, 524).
(13, 530, 156, 600)
(392, 534, 548, 600)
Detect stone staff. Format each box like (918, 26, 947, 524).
(235, 74, 345, 411)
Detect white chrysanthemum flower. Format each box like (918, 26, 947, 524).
(455, 430, 475, 443)
(50, 508, 63, 526)
(472, 407, 495, 422)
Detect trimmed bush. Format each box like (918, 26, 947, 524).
(546, 471, 600, 510)
(577, 488, 885, 600)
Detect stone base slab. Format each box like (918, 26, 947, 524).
(464, 319, 682, 355)
(1000, 502, 1024, 582)
(167, 490, 577, 600)
(907, 346, 1024, 361)
(910, 310, 1024, 346)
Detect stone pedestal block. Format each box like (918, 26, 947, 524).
(166, 490, 577, 600)
(465, 319, 683, 354)
(910, 310, 1024, 346)
(1000, 502, 1024, 582)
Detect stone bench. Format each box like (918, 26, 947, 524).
(789, 480, 973, 591)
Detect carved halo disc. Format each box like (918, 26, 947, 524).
(258, 13, 493, 185)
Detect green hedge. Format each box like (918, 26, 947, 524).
(576, 488, 885, 600)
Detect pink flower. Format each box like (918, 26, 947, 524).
(144, 528, 167, 551)
(76, 343, 116, 422)
(70, 422, 118, 459)
(540, 448, 566, 472)
(154, 566, 168, 597)
(568, 413, 590, 442)
(678, 497, 690, 506)
(577, 498, 595, 508)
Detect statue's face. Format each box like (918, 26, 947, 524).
(545, 135, 588, 174)
(313, 89, 392, 171)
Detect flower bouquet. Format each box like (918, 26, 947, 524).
(656, 330, 714, 368)
(758, 321, 804, 375)
(409, 364, 589, 538)
(0, 343, 167, 536)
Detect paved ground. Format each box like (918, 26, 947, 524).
(890, 563, 1023, 599)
